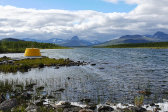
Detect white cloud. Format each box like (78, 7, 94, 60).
(103, 0, 119, 3)
(0, 0, 168, 41)
(103, 0, 139, 4)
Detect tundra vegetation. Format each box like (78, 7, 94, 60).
(0, 56, 86, 73)
(0, 41, 68, 53)
(96, 42, 168, 49)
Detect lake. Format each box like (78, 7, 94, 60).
(0, 48, 168, 104)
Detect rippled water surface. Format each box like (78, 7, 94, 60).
(0, 48, 168, 104)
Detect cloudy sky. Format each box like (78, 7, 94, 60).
(0, 0, 168, 41)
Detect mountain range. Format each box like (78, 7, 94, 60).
(22, 36, 101, 47)
(1, 38, 22, 42)
(1, 31, 168, 47)
(98, 31, 168, 46)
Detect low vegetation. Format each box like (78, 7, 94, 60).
(134, 96, 144, 107)
(0, 40, 68, 53)
(96, 42, 168, 49)
(0, 80, 56, 112)
(0, 56, 85, 73)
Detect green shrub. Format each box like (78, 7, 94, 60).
(134, 96, 144, 107)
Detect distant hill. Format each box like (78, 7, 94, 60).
(1, 38, 23, 42)
(21, 38, 42, 43)
(97, 31, 168, 46)
(153, 31, 168, 40)
(96, 42, 168, 49)
(22, 36, 101, 47)
(61, 36, 92, 47)
(0, 38, 68, 53)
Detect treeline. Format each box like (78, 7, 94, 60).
(0, 40, 67, 53)
(98, 42, 168, 48)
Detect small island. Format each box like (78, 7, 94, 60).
(0, 56, 87, 73)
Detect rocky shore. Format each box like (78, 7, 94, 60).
(0, 98, 167, 112)
(0, 79, 167, 112)
(50, 101, 168, 112)
(0, 56, 168, 112)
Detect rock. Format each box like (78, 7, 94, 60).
(0, 93, 6, 103)
(79, 109, 94, 112)
(21, 92, 32, 100)
(60, 101, 71, 106)
(99, 67, 104, 70)
(36, 86, 45, 91)
(52, 101, 82, 112)
(47, 95, 55, 99)
(121, 108, 131, 112)
(0, 99, 18, 111)
(146, 111, 153, 112)
(2, 61, 8, 64)
(35, 100, 45, 106)
(155, 105, 159, 108)
(139, 108, 147, 112)
(105, 102, 111, 105)
(55, 66, 60, 69)
(105, 102, 116, 106)
(85, 104, 97, 110)
(20, 64, 31, 72)
(2, 56, 8, 59)
(155, 107, 161, 111)
(91, 64, 96, 66)
(98, 106, 114, 112)
(129, 107, 147, 112)
(62, 106, 82, 112)
(25, 104, 38, 112)
(8, 60, 14, 64)
(39, 63, 44, 68)
(67, 77, 71, 80)
(26, 83, 36, 89)
(54, 101, 71, 108)
(81, 98, 91, 103)
(56, 88, 65, 92)
(150, 103, 155, 106)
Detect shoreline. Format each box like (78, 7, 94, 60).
(95, 47, 168, 49)
(0, 80, 167, 112)
(0, 48, 72, 54)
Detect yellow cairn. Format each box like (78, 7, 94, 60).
(24, 48, 41, 57)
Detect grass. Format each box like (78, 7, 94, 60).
(0, 80, 13, 93)
(15, 57, 69, 67)
(95, 42, 168, 49)
(0, 56, 71, 73)
(134, 96, 144, 107)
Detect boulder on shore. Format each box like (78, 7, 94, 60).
(0, 99, 18, 111)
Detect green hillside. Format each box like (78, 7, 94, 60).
(0, 40, 68, 53)
(95, 42, 168, 49)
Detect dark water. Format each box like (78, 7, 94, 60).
(0, 48, 168, 104)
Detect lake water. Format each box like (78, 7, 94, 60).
(0, 48, 168, 104)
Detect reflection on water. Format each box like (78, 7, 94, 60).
(0, 48, 168, 104)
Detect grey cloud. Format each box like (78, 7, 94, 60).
(0, 0, 168, 41)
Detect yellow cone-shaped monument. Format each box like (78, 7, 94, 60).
(24, 48, 41, 57)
